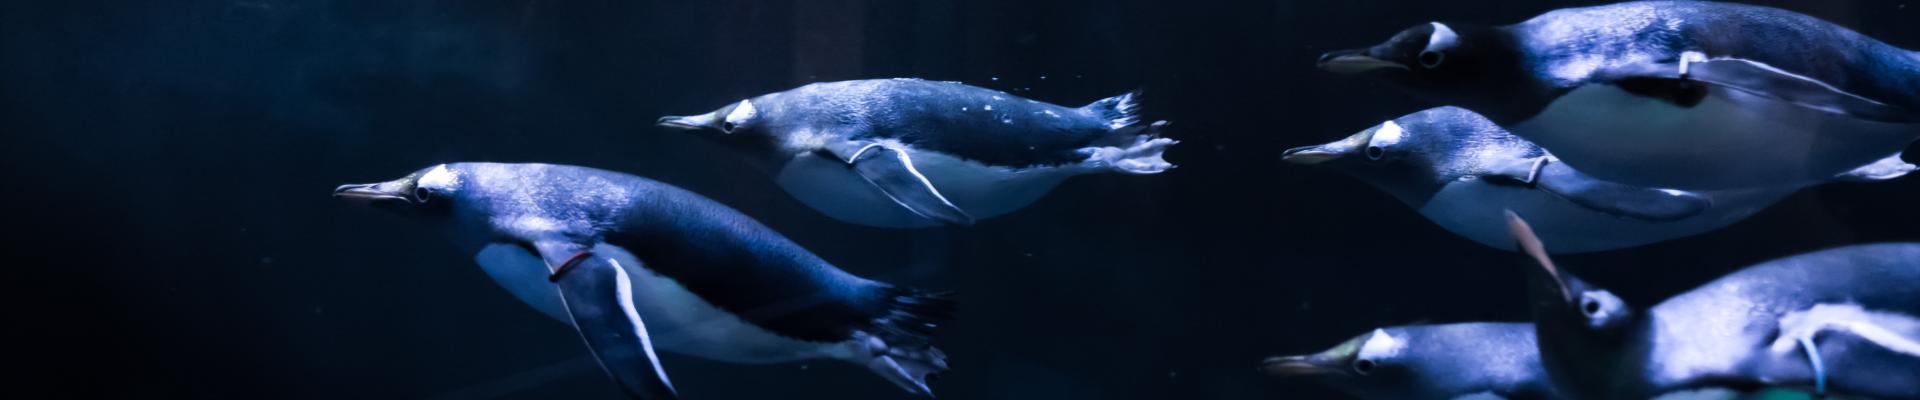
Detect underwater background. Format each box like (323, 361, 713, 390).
(5, 0, 1918, 398)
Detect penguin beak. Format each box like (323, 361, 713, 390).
(1318, 49, 1410, 75)
(1283, 125, 1378, 165)
(1505, 210, 1575, 303)
(656, 114, 715, 130)
(1261, 354, 1343, 377)
(1282, 145, 1345, 165)
(333, 182, 409, 203)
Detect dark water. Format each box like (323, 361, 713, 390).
(6, 0, 1918, 398)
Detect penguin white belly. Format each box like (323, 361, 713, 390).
(1417, 180, 1783, 254)
(1512, 84, 1917, 190)
(473, 243, 855, 364)
(776, 149, 1079, 228)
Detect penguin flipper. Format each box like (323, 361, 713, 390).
(1488, 157, 1712, 222)
(1766, 303, 1920, 397)
(827, 142, 976, 226)
(1601, 54, 1918, 122)
(1834, 152, 1916, 182)
(542, 246, 679, 400)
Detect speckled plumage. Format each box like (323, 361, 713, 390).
(1512, 1, 1920, 109)
(1324, 1, 1920, 190)
(660, 78, 1174, 227)
(336, 163, 956, 397)
(1525, 241, 1920, 399)
(1286, 107, 1796, 253)
(738, 78, 1141, 167)
(431, 163, 941, 343)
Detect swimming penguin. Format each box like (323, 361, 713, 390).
(1505, 212, 1920, 399)
(334, 163, 956, 399)
(1319, 1, 1920, 190)
(657, 78, 1176, 228)
(1280, 107, 1897, 253)
(1263, 322, 1558, 400)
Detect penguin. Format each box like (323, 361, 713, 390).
(1318, 1, 1920, 190)
(1504, 212, 1920, 399)
(1263, 322, 1558, 400)
(333, 163, 956, 399)
(1280, 107, 1905, 253)
(657, 78, 1176, 228)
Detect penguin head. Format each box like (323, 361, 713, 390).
(1505, 211, 1635, 333)
(658, 97, 783, 142)
(1268, 323, 1548, 399)
(333, 163, 463, 219)
(1283, 108, 1521, 208)
(1264, 327, 1442, 399)
(1319, 22, 1530, 112)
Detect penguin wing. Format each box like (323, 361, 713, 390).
(825, 141, 976, 226)
(1834, 152, 1916, 182)
(1596, 55, 1919, 123)
(1487, 157, 1712, 222)
(541, 244, 679, 399)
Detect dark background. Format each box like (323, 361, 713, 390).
(5, 0, 1917, 398)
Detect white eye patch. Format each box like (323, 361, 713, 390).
(417, 164, 458, 189)
(1369, 120, 1407, 149)
(1426, 22, 1460, 53)
(1357, 328, 1407, 360)
(723, 99, 758, 128)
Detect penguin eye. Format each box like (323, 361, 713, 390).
(412, 187, 433, 203)
(1365, 145, 1386, 160)
(720, 121, 737, 133)
(1418, 51, 1444, 68)
(1581, 296, 1602, 316)
(1352, 358, 1377, 375)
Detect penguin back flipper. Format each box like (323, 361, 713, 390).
(865, 288, 956, 397)
(1078, 125, 1177, 175)
(1082, 89, 1145, 129)
(546, 248, 679, 399)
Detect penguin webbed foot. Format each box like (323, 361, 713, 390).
(859, 335, 948, 398)
(1079, 126, 1177, 174)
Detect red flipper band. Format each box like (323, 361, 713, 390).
(548, 251, 594, 282)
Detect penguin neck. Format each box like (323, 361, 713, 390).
(1350, 168, 1448, 210)
(1533, 311, 1649, 398)
(703, 133, 787, 176)
(1428, 26, 1559, 125)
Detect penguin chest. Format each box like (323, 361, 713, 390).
(1416, 180, 1770, 253)
(471, 243, 853, 364)
(1512, 84, 1917, 189)
(775, 147, 1080, 228)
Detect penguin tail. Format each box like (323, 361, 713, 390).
(864, 288, 956, 397)
(1083, 89, 1146, 130)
